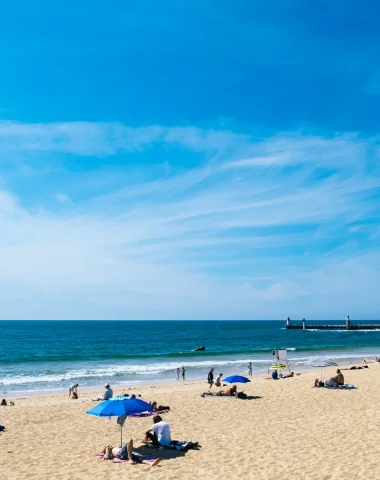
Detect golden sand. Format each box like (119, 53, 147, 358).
(0, 365, 379, 480)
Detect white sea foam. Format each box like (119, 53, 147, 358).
(0, 353, 377, 386)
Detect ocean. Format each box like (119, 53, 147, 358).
(1, 320, 380, 394)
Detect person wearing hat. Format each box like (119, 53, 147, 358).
(103, 383, 113, 400)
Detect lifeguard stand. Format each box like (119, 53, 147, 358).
(272, 348, 291, 373)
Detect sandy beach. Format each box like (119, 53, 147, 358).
(1, 365, 379, 480)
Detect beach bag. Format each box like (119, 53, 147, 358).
(237, 392, 248, 399)
(170, 441, 200, 451)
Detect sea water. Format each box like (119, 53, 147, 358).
(1, 320, 379, 394)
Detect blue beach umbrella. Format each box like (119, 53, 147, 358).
(86, 396, 153, 446)
(224, 375, 251, 384)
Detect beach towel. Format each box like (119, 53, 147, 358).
(203, 395, 236, 399)
(168, 440, 200, 451)
(93, 452, 160, 462)
(129, 408, 170, 418)
(324, 384, 357, 389)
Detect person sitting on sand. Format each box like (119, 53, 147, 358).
(214, 373, 223, 387)
(271, 369, 278, 380)
(325, 369, 344, 388)
(94, 383, 113, 401)
(201, 385, 237, 397)
(142, 415, 172, 447)
(1, 399, 7, 406)
(103, 439, 160, 466)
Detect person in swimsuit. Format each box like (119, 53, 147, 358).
(325, 369, 344, 388)
(214, 373, 223, 387)
(69, 384, 79, 399)
(103, 439, 160, 466)
(201, 385, 237, 397)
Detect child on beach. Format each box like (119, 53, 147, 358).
(69, 384, 79, 399)
(214, 373, 223, 387)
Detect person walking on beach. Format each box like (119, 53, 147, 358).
(176, 367, 180, 381)
(208, 368, 214, 389)
(182, 367, 186, 380)
(248, 362, 253, 376)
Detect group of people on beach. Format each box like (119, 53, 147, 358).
(315, 369, 344, 388)
(175, 367, 186, 380)
(68, 383, 114, 400)
(103, 414, 171, 466)
(175, 362, 254, 384)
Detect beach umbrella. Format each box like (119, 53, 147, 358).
(310, 358, 338, 380)
(86, 396, 153, 446)
(269, 364, 287, 370)
(224, 375, 251, 384)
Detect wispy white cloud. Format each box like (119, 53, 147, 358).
(0, 121, 249, 157)
(54, 193, 69, 203)
(0, 121, 379, 319)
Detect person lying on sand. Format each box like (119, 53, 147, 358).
(281, 372, 294, 379)
(103, 439, 160, 466)
(201, 385, 237, 397)
(149, 401, 170, 412)
(341, 366, 368, 370)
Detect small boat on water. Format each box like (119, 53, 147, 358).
(193, 345, 206, 351)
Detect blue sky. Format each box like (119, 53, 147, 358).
(0, 1, 379, 319)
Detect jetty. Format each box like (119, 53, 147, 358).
(285, 316, 380, 331)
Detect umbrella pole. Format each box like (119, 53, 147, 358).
(120, 424, 123, 447)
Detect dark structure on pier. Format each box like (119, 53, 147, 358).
(285, 316, 380, 330)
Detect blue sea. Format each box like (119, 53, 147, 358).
(1, 320, 380, 394)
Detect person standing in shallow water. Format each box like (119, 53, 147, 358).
(208, 368, 214, 389)
(182, 367, 186, 380)
(248, 362, 253, 376)
(176, 368, 180, 381)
